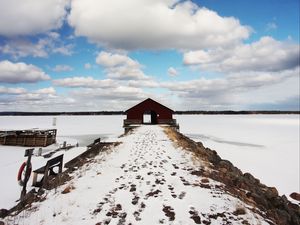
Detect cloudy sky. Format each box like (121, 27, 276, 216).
(0, 0, 299, 111)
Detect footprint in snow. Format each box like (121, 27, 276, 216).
(132, 195, 139, 205)
(133, 211, 141, 221)
(162, 205, 175, 221)
(129, 184, 136, 192)
(189, 207, 201, 224)
(178, 191, 186, 199)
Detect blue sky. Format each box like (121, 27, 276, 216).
(0, 0, 299, 111)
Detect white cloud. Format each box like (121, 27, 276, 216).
(0, 84, 148, 111)
(0, 0, 69, 36)
(0, 86, 27, 95)
(68, 0, 250, 50)
(266, 22, 277, 31)
(0, 86, 59, 110)
(34, 87, 56, 95)
(96, 51, 148, 80)
(0, 39, 49, 59)
(128, 79, 159, 88)
(53, 76, 115, 88)
(72, 86, 146, 101)
(0, 60, 50, 83)
(167, 67, 178, 76)
(52, 44, 74, 56)
(162, 68, 299, 108)
(53, 64, 73, 72)
(84, 63, 92, 69)
(183, 36, 300, 73)
(96, 51, 139, 68)
(0, 34, 74, 59)
(13, 87, 57, 103)
(164, 70, 296, 95)
(249, 95, 300, 111)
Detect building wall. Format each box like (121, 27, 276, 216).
(126, 99, 173, 123)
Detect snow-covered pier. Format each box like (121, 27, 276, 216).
(3, 125, 278, 225)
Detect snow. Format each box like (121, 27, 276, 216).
(175, 114, 300, 197)
(0, 145, 89, 209)
(0, 114, 299, 212)
(0, 115, 124, 209)
(0, 115, 124, 142)
(4, 125, 269, 225)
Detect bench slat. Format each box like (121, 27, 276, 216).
(32, 154, 64, 187)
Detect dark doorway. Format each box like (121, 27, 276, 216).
(150, 111, 158, 124)
(143, 110, 158, 124)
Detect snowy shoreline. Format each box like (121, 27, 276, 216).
(3, 126, 272, 225)
(0, 114, 298, 210)
(3, 125, 299, 225)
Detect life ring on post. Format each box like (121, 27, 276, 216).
(17, 162, 32, 186)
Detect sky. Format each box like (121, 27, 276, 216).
(0, 0, 299, 111)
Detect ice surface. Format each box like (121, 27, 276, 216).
(175, 114, 300, 197)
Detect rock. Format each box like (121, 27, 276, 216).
(273, 209, 291, 225)
(237, 179, 249, 190)
(233, 207, 246, 215)
(218, 160, 233, 171)
(290, 192, 300, 201)
(37, 188, 45, 196)
(230, 166, 242, 177)
(0, 208, 9, 218)
(208, 150, 221, 165)
(62, 185, 74, 194)
(243, 172, 259, 184)
(251, 193, 269, 209)
(0, 221, 5, 225)
(219, 167, 227, 174)
(196, 142, 204, 148)
(265, 187, 279, 200)
(201, 178, 209, 183)
(291, 214, 300, 225)
(190, 170, 202, 176)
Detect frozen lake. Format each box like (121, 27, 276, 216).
(175, 114, 300, 198)
(0, 114, 299, 208)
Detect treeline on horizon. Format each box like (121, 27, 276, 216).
(0, 110, 299, 116)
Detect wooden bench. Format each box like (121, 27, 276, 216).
(32, 154, 64, 187)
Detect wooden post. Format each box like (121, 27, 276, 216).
(44, 135, 47, 147)
(38, 148, 42, 156)
(20, 148, 34, 200)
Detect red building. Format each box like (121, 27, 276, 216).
(123, 98, 178, 130)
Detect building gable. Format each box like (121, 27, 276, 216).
(125, 98, 174, 113)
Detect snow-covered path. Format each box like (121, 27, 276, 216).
(6, 126, 269, 225)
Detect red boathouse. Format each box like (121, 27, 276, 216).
(123, 98, 178, 131)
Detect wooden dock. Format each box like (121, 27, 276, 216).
(0, 129, 57, 147)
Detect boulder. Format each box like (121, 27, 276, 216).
(218, 160, 233, 171)
(243, 172, 259, 185)
(0, 209, 9, 218)
(265, 187, 279, 200)
(250, 192, 269, 209)
(208, 150, 221, 165)
(273, 209, 291, 225)
(290, 192, 300, 201)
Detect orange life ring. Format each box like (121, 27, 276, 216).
(17, 162, 32, 186)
